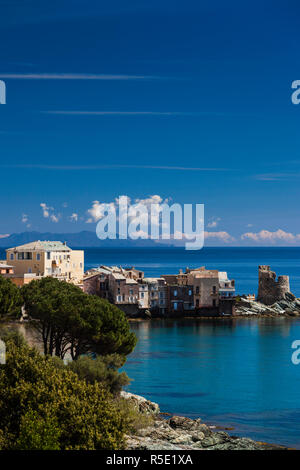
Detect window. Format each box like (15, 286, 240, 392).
(28, 268, 32, 273)
(80, 262, 83, 268)
(173, 290, 177, 297)
(17, 252, 24, 260)
(213, 286, 216, 294)
(10, 253, 14, 260)
(47, 252, 51, 260)
(117, 295, 122, 302)
(129, 289, 133, 295)
(188, 289, 192, 296)
(174, 302, 178, 310)
(36, 253, 40, 261)
(140, 292, 144, 298)
(196, 286, 199, 294)
(196, 299, 199, 308)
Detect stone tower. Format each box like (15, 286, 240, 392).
(257, 265, 290, 305)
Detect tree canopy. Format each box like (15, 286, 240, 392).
(21, 277, 137, 360)
(0, 276, 23, 322)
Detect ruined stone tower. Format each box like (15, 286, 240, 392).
(257, 265, 290, 305)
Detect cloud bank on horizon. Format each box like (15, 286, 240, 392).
(5, 195, 300, 247)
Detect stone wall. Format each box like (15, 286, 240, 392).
(257, 265, 290, 305)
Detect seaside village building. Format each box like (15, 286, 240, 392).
(4, 241, 84, 287)
(83, 265, 236, 317)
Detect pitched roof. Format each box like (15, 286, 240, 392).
(6, 240, 71, 252)
(110, 272, 126, 280)
(125, 278, 137, 284)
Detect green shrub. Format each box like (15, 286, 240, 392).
(0, 338, 130, 450)
(67, 354, 130, 395)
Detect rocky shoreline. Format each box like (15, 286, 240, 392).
(121, 392, 289, 451)
(128, 293, 300, 320)
(235, 293, 300, 317)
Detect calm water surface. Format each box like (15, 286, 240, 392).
(124, 318, 300, 448)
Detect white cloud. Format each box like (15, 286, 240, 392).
(45, 111, 198, 116)
(40, 203, 60, 222)
(0, 73, 159, 80)
(86, 195, 169, 225)
(21, 214, 28, 224)
(2, 164, 228, 172)
(40, 203, 51, 218)
(86, 200, 116, 223)
(241, 229, 297, 244)
(207, 217, 221, 228)
(69, 213, 78, 222)
(204, 231, 235, 243)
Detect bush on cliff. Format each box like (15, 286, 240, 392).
(0, 337, 130, 450)
(66, 354, 130, 395)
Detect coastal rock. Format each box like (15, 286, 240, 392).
(122, 392, 288, 450)
(120, 391, 160, 414)
(235, 294, 300, 317)
(123, 395, 288, 450)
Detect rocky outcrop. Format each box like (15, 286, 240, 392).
(235, 293, 300, 317)
(122, 393, 287, 450)
(120, 391, 160, 414)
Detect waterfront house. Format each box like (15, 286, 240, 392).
(138, 282, 149, 309)
(143, 278, 168, 314)
(6, 241, 84, 286)
(218, 272, 235, 298)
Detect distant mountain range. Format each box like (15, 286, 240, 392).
(0, 231, 168, 248)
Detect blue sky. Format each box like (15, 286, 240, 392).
(0, 0, 300, 245)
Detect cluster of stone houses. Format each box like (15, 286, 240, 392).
(83, 265, 236, 316)
(0, 239, 236, 316)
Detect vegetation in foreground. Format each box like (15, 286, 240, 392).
(0, 332, 153, 450)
